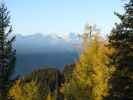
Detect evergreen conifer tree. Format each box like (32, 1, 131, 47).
(0, 2, 16, 99)
(107, 0, 133, 99)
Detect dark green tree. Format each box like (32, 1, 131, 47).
(0, 2, 16, 99)
(106, 0, 133, 99)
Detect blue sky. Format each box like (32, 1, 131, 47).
(5, 0, 125, 36)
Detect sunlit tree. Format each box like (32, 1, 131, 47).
(8, 80, 40, 100)
(64, 26, 114, 100)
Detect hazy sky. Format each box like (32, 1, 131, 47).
(5, 0, 125, 36)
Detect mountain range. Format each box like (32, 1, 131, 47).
(15, 33, 82, 76)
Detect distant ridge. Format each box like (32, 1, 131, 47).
(15, 33, 81, 75)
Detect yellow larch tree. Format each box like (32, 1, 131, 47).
(64, 28, 115, 100)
